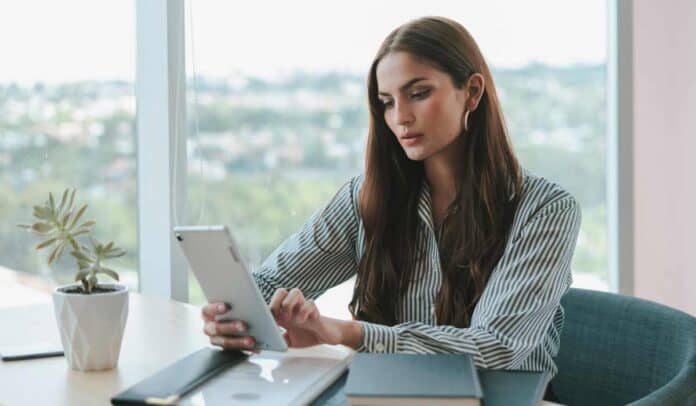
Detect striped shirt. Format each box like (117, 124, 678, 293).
(253, 170, 582, 375)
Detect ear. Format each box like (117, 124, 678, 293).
(465, 73, 485, 112)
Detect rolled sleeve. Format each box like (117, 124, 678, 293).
(357, 321, 399, 353)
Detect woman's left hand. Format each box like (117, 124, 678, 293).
(269, 288, 346, 348)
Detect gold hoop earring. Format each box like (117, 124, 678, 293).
(463, 110, 470, 132)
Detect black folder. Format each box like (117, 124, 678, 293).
(111, 347, 247, 405)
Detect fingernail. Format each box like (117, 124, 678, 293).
(212, 337, 222, 345)
(246, 337, 254, 347)
(217, 303, 226, 312)
(237, 322, 246, 331)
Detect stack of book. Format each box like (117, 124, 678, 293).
(345, 353, 550, 406)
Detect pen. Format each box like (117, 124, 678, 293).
(1, 350, 64, 361)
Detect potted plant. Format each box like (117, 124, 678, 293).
(18, 188, 129, 371)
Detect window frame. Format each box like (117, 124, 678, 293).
(607, 0, 633, 295)
(135, 0, 189, 301)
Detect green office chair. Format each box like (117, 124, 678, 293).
(550, 288, 696, 405)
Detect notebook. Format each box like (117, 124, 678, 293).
(345, 353, 483, 406)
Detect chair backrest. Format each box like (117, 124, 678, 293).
(551, 288, 696, 406)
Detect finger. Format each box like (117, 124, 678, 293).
(283, 331, 292, 347)
(210, 335, 255, 350)
(214, 320, 248, 336)
(201, 302, 229, 321)
(203, 321, 217, 336)
(204, 320, 246, 336)
(269, 288, 289, 318)
(203, 321, 240, 337)
(297, 299, 317, 323)
(282, 288, 305, 317)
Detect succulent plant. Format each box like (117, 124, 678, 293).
(18, 188, 125, 293)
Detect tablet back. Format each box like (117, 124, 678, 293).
(174, 225, 287, 352)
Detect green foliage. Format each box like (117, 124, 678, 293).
(1, 65, 610, 292)
(71, 237, 125, 293)
(18, 188, 125, 293)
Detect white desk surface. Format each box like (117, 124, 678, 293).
(0, 292, 301, 405)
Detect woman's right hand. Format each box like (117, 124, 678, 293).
(201, 302, 256, 350)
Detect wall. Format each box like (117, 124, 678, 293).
(632, 0, 696, 315)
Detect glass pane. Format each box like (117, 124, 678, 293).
(0, 1, 137, 307)
(184, 0, 609, 314)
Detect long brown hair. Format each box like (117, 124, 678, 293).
(349, 16, 523, 327)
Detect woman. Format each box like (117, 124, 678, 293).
(201, 16, 581, 378)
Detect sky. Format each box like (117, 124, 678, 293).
(0, 0, 607, 84)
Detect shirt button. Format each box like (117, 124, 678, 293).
(374, 343, 385, 352)
(430, 305, 436, 315)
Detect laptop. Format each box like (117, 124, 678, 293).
(178, 345, 353, 405)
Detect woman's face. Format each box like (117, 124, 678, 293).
(376, 51, 470, 162)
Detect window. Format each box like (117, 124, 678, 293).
(0, 1, 138, 306)
(182, 1, 609, 314)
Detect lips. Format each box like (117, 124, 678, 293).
(399, 133, 423, 146)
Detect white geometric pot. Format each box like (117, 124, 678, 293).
(52, 283, 129, 371)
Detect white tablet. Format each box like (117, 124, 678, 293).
(174, 225, 288, 352)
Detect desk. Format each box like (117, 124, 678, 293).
(0, 293, 560, 405)
(1, 293, 210, 405)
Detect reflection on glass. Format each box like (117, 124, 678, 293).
(180, 350, 350, 405)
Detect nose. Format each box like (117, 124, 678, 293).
(393, 101, 414, 131)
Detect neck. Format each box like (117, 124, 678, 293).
(423, 140, 463, 202)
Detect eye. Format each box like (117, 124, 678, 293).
(410, 89, 431, 100)
(379, 88, 430, 110)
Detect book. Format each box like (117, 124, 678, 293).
(478, 369, 551, 406)
(345, 353, 483, 406)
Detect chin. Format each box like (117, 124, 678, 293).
(403, 148, 430, 162)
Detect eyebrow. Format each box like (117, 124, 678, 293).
(377, 77, 428, 97)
